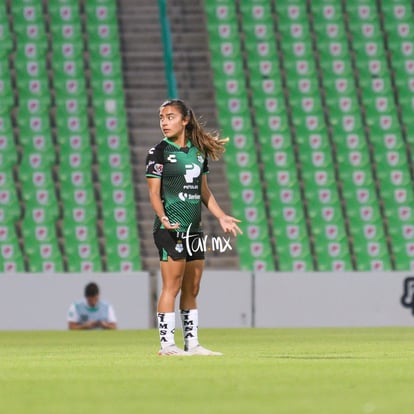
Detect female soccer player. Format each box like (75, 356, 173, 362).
(146, 99, 242, 356)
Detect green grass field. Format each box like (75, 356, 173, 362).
(0, 328, 413, 414)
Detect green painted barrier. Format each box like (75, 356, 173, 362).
(158, 0, 178, 99)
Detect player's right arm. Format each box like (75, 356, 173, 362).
(145, 144, 179, 230)
(146, 178, 179, 230)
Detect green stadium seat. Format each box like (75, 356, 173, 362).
(90, 78, 124, 100)
(0, 186, 20, 215)
(87, 23, 119, 44)
(0, 239, 25, 272)
(208, 22, 240, 44)
(89, 60, 122, 82)
(11, 4, 44, 24)
(48, 4, 80, 24)
(353, 245, 392, 271)
(105, 238, 141, 272)
(95, 131, 128, 151)
(101, 204, 136, 227)
(52, 58, 86, 79)
(51, 41, 83, 61)
(20, 170, 55, 200)
(55, 114, 89, 136)
(18, 133, 54, 157)
(23, 205, 58, 226)
(85, 3, 117, 24)
(16, 77, 50, 101)
(15, 42, 47, 62)
(17, 113, 52, 137)
(88, 41, 120, 61)
(58, 168, 93, 189)
(205, 3, 237, 22)
(14, 22, 48, 48)
(63, 204, 97, 226)
(276, 3, 309, 23)
(0, 114, 13, 136)
(382, 3, 412, 23)
(61, 184, 95, 209)
(62, 219, 98, 247)
(66, 254, 102, 273)
(49, 22, 83, 44)
(100, 186, 135, 210)
(94, 113, 127, 135)
(22, 221, 59, 247)
(0, 20, 13, 57)
(0, 132, 18, 168)
(26, 243, 64, 273)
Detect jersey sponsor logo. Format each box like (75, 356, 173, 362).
(184, 163, 201, 183)
(178, 192, 201, 201)
(167, 154, 177, 163)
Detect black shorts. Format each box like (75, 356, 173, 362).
(153, 229, 205, 262)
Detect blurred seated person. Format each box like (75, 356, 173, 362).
(67, 282, 117, 330)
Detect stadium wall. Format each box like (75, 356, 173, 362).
(163, 271, 414, 329)
(0, 273, 151, 330)
(1, 272, 414, 330)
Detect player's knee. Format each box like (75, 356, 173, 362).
(163, 282, 182, 298)
(182, 283, 200, 298)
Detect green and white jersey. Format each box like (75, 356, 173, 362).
(67, 300, 117, 328)
(145, 138, 209, 232)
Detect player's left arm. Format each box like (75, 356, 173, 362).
(201, 174, 242, 237)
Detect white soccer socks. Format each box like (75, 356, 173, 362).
(157, 312, 176, 349)
(180, 309, 199, 351)
(180, 309, 223, 356)
(157, 312, 189, 356)
(157, 310, 223, 356)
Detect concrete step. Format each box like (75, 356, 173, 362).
(117, 0, 240, 270)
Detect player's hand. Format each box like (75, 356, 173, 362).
(84, 320, 98, 329)
(161, 216, 180, 230)
(219, 215, 243, 237)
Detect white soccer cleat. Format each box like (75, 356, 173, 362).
(158, 345, 189, 356)
(185, 345, 223, 356)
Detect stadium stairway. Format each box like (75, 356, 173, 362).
(118, 0, 167, 270)
(118, 0, 240, 269)
(166, 0, 241, 269)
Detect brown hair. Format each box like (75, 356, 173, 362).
(159, 99, 228, 160)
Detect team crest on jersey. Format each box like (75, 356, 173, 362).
(197, 152, 204, 163)
(175, 240, 184, 253)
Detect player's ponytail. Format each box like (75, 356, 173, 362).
(160, 99, 228, 161)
